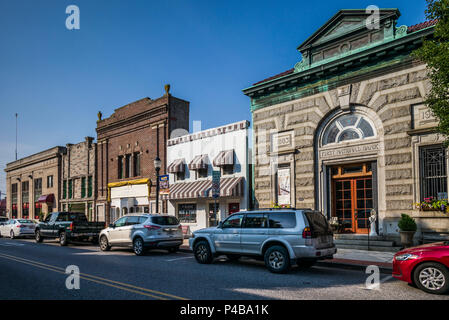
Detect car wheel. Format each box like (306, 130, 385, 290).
(59, 232, 68, 246)
(193, 240, 213, 264)
(99, 235, 111, 251)
(35, 230, 43, 243)
(10, 230, 15, 239)
(133, 237, 145, 256)
(264, 245, 290, 273)
(226, 254, 241, 261)
(168, 246, 179, 253)
(296, 259, 316, 269)
(414, 262, 449, 294)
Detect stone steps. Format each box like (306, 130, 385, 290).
(333, 234, 402, 252)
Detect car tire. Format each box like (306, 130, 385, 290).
(59, 231, 68, 246)
(193, 240, 213, 264)
(10, 230, 15, 239)
(226, 254, 241, 261)
(35, 230, 43, 243)
(99, 235, 111, 251)
(296, 259, 316, 269)
(168, 246, 179, 253)
(133, 237, 145, 256)
(264, 245, 291, 274)
(413, 262, 449, 294)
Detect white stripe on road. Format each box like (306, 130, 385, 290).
(165, 256, 194, 262)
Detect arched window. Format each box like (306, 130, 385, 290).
(322, 114, 375, 146)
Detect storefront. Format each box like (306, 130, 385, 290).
(164, 121, 250, 232)
(244, 9, 448, 238)
(108, 179, 151, 222)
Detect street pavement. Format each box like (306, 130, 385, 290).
(0, 237, 448, 300)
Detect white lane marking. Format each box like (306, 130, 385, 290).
(0, 242, 25, 246)
(165, 256, 194, 262)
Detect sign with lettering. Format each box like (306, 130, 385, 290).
(159, 175, 170, 195)
(413, 104, 438, 130)
(271, 131, 294, 152)
(320, 143, 380, 159)
(212, 171, 221, 198)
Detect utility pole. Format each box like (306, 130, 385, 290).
(15, 113, 18, 160)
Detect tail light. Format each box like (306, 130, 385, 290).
(69, 222, 74, 231)
(16, 225, 24, 228)
(177, 225, 182, 230)
(144, 225, 161, 231)
(302, 227, 312, 239)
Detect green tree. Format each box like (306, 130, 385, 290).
(413, 0, 449, 144)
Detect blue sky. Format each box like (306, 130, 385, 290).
(0, 0, 428, 195)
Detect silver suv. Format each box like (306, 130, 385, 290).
(99, 214, 183, 255)
(189, 209, 336, 273)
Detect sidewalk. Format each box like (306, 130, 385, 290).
(180, 240, 394, 274)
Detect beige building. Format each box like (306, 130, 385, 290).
(243, 9, 447, 241)
(60, 137, 98, 221)
(5, 146, 65, 220)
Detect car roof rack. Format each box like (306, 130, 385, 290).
(253, 208, 313, 211)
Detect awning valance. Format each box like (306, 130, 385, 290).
(188, 154, 209, 170)
(161, 177, 244, 200)
(38, 194, 55, 203)
(213, 150, 234, 167)
(167, 158, 185, 173)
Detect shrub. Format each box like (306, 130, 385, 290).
(397, 214, 417, 232)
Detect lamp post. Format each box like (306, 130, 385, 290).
(154, 157, 161, 214)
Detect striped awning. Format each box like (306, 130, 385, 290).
(188, 154, 209, 170)
(161, 177, 244, 200)
(167, 158, 185, 173)
(213, 150, 234, 167)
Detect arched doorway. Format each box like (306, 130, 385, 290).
(316, 109, 383, 234)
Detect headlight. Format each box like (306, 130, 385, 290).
(395, 253, 419, 261)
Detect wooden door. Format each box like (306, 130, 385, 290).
(332, 163, 373, 234)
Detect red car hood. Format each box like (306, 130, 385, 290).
(396, 242, 449, 255)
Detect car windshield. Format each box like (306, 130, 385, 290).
(151, 216, 179, 226)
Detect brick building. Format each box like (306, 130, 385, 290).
(243, 8, 447, 242)
(4, 146, 65, 220)
(96, 86, 189, 224)
(60, 137, 98, 221)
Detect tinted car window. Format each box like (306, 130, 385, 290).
(151, 216, 179, 225)
(243, 214, 267, 228)
(114, 217, 127, 227)
(222, 214, 244, 228)
(125, 216, 140, 225)
(67, 213, 87, 222)
(268, 212, 296, 228)
(304, 211, 332, 236)
(18, 220, 33, 223)
(138, 216, 148, 224)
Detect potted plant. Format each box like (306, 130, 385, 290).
(397, 214, 417, 248)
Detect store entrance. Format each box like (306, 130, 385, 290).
(332, 163, 373, 234)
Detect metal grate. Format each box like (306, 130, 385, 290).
(419, 145, 448, 201)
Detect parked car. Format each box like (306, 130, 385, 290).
(0, 216, 8, 226)
(35, 212, 105, 246)
(393, 241, 449, 294)
(189, 209, 336, 273)
(0, 219, 36, 239)
(99, 214, 183, 256)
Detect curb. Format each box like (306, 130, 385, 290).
(180, 246, 392, 274)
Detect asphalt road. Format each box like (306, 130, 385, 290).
(0, 237, 448, 300)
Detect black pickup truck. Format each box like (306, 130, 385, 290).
(35, 212, 105, 246)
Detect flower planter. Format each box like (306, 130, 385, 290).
(399, 231, 416, 248)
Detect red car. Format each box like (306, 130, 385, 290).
(393, 241, 449, 294)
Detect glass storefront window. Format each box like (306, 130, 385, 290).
(178, 204, 197, 223)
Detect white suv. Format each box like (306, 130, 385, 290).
(189, 209, 336, 273)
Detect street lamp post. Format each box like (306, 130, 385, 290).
(154, 157, 161, 214)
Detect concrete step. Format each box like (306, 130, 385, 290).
(335, 244, 402, 252)
(334, 239, 396, 247)
(334, 234, 385, 241)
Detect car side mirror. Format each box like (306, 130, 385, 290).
(109, 223, 115, 228)
(218, 221, 223, 228)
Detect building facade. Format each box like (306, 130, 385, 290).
(96, 86, 189, 224)
(60, 137, 98, 221)
(243, 9, 447, 238)
(164, 120, 250, 232)
(4, 146, 65, 220)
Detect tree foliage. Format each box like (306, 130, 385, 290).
(413, 0, 449, 144)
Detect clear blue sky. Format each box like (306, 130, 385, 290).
(0, 0, 428, 195)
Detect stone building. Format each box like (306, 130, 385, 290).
(164, 120, 250, 232)
(4, 146, 65, 220)
(96, 86, 189, 224)
(60, 137, 98, 221)
(243, 9, 446, 239)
